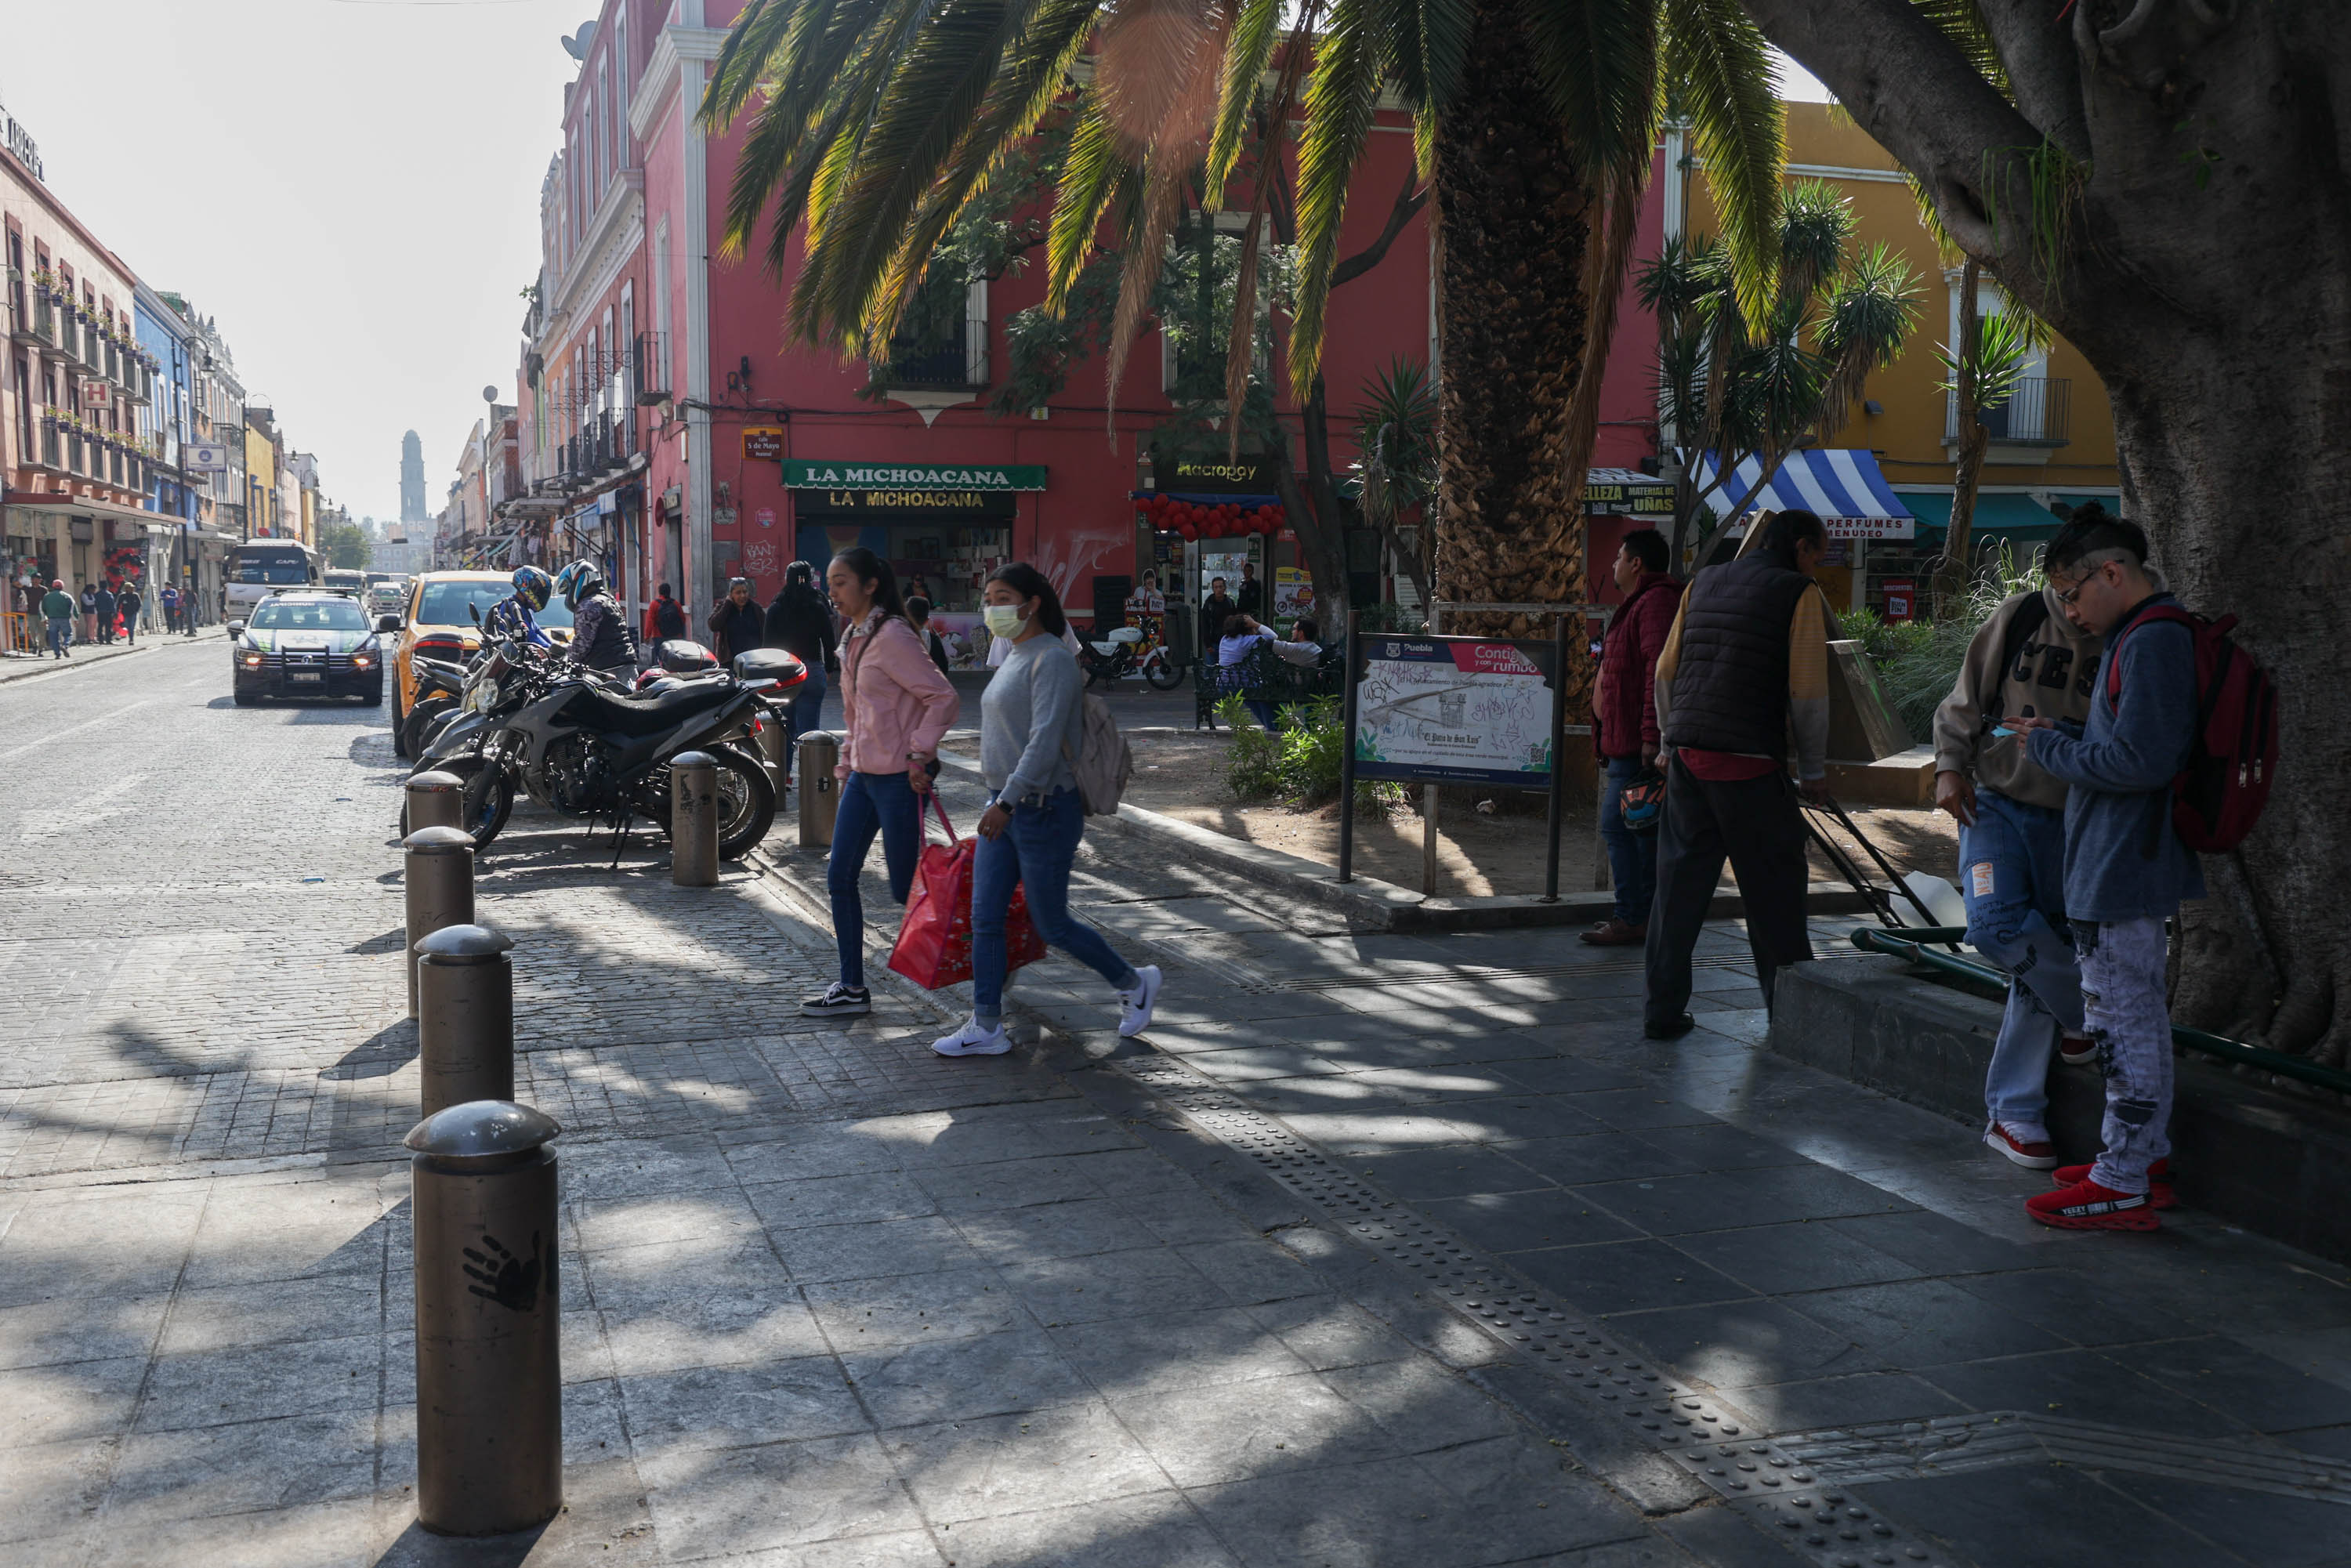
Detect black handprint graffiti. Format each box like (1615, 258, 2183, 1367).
(462, 1230, 545, 1313)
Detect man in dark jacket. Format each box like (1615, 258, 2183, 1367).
(644, 582, 688, 649)
(92, 581, 117, 645)
(2005, 509, 2202, 1232)
(1585, 528, 1683, 946)
(707, 577, 766, 665)
(1235, 562, 1264, 618)
(765, 561, 839, 788)
(1643, 509, 1834, 1039)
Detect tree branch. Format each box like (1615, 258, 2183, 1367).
(1331, 165, 1429, 288)
(1975, 0, 2092, 160)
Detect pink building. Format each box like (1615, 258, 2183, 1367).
(509, 0, 1669, 641)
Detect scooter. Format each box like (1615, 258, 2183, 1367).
(1081, 625, 1184, 690)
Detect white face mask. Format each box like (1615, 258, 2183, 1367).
(983, 603, 1025, 637)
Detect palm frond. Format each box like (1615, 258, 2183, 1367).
(1223, 208, 1265, 458)
(709, 0, 904, 258)
(1100, 154, 1190, 441)
(1204, 0, 1289, 201)
(702, 0, 801, 129)
(1559, 161, 1647, 497)
(1809, 239, 1921, 440)
(1776, 178, 1851, 304)
(1045, 96, 1136, 313)
(1288, 0, 1399, 401)
(1521, 0, 1657, 186)
(1659, 0, 1783, 328)
(1911, 0, 2005, 93)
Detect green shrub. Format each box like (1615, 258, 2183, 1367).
(1219, 693, 1405, 810)
(1838, 545, 2043, 741)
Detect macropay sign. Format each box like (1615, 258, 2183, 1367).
(780, 460, 1046, 492)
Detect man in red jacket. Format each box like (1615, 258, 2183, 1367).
(1585, 528, 1683, 945)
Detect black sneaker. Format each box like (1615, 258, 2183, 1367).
(1643, 1013, 1696, 1041)
(800, 983, 871, 1016)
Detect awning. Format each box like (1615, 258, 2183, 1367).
(2, 490, 174, 530)
(1694, 450, 1915, 540)
(1899, 491, 2064, 541)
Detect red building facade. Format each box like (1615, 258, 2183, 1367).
(510, 0, 1668, 643)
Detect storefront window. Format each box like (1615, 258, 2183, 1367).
(886, 524, 1012, 612)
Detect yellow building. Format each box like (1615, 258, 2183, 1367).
(245, 415, 279, 538)
(1683, 103, 2122, 611)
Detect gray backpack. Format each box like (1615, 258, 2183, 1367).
(1061, 690, 1132, 816)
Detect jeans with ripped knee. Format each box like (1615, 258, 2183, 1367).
(1961, 789, 2081, 1139)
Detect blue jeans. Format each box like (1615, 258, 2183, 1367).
(785, 665, 828, 766)
(45, 618, 70, 656)
(1963, 789, 2084, 1136)
(828, 770, 923, 987)
(1598, 755, 1658, 926)
(970, 788, 1139, 1023)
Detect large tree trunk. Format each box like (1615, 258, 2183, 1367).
(1428, 0, 1591, 656)
(1741, 0, 2351, 1064)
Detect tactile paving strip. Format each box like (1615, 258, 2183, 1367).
(1117, 1052, 1961, 1568)
(1782, 1410, 2351, 1505)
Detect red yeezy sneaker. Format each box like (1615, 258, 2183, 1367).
(2027, 1177, 2160, 1231)
(1983, 1123, 2059, 1170)
(2054, 1160, 2176, 1210)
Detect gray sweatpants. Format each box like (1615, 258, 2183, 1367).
(2077, 915, 2172, 1193)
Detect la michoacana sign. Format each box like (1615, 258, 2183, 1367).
(781, 460, 1047, 492)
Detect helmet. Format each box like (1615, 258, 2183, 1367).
(553, 559, 604, 611)
(1620, 767, 1667, 833)
(510, 565, 553, 611)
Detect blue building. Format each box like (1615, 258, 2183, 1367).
(133, 282, 196, 522)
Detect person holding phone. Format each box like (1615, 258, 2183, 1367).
(1930, 547, 2103, 1170)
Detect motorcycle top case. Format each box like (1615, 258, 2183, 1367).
(887, 798, 1045, 990)
(733, 648, 807, 690)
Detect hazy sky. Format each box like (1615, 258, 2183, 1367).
(5, 0, 585, 523)
(3, 3, 1828, 522)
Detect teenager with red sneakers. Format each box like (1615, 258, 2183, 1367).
(2002, 508, 2201, 1229)
(1929, 567, 2103, 1169)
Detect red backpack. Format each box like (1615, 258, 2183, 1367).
(2104, 604, 2277, 853)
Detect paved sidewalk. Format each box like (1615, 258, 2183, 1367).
(6, 642, 2350, 1567)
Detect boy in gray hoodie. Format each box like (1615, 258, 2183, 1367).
(1932, 579, 2103, 1169)
(2004, 508, 2203, 1230)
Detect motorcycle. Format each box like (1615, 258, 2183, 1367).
(414, 639, 805, 858)
(1081, 625, 1184, 690)
(400, 654, 470, 759)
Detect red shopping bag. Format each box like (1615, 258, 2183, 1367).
(886, 796, 1046, 989)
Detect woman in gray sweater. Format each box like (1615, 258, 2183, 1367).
(933, 563, 1163, 1056)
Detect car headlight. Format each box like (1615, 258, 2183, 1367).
(240, 650, 264, 668)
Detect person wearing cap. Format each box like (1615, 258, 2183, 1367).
(706, 576, 766, 665)
(41, 579, 74, 659)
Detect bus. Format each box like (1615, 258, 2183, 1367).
(226, 541, 323, 619)
(323, 568, 369, 597)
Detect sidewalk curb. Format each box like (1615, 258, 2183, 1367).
(0, 639, 161, 684)
(936, 751, 1871, 932)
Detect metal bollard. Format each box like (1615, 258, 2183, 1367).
(797, 732, 840, 849)
(407, 1099, 563, 1537)
(417, 924, 516, 1118)
(670, 750, 720, 886)
(408, 770, 465, 835)
(755, 704, 789, 789)
(404, 826, 476, 1019)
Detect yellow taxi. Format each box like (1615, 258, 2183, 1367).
(389, 570, 573, 754)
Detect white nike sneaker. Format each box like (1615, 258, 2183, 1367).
(1118, 965, 1163, 1037)
(931, 1017, 1012, 1057)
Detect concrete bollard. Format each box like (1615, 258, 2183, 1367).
(404, 826, 476, 1019)
(417, 924, 516, 1118)
(756, 703, 790, 790)
(797, 732, 840, 850)
(406, 1099, 563, 1537)
(670, 750, 719, 886)
(408, 770, 465, 835)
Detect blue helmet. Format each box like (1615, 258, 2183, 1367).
(553, 559, 604, 612)
(1620, 767, 1666, 833)
(510, 564, 553, 611)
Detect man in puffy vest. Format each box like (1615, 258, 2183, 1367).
(1643, 509, 1834, 1040)
(2004, 507, 2201, 1232)
(1931, 565, 2103, 1172)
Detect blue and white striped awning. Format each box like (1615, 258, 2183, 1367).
(1693, 449, 1915, 540)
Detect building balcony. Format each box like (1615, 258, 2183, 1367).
(1946, 377, 2070, 450)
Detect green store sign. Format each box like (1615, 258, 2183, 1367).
(781, 460, 1048, 492)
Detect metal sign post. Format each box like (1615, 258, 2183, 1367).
(1338, 610, 1360, 883)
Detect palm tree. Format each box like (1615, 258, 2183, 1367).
(1929, 258, 2048, 616)
(700, 0, 1785, 638)
(1639, 180, 1921, 563)
(1346, 355, 1437, 611)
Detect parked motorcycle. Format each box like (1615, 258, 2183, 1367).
(400, 654, 470, 759)
(413, 639, 805, 857)
(1081, 625, 1184, 690)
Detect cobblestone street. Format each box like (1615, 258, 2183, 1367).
(4, 642, 2351, 1567)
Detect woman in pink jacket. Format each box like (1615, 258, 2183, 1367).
(801, 548, 961, 1016)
